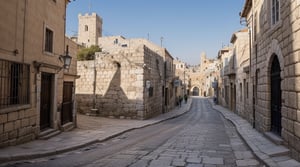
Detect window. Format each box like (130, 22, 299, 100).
(149, 87, 153, 97)
(240, 83, 243, 102)
(271, 0, 280, 25)
(246, 82, 249, 99)
(0, 60, 30, 109)
(224, 58, 228, 66)
(254, 12, 257, 41)
(45, 28, 53, 53)
(85, 25, 88, 31)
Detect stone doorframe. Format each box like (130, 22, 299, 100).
(264, 39, 285, 131)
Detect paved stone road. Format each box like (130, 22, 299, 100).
(83, 98, 263, 167)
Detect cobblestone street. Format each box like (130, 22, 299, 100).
(84, 98, 262, 167)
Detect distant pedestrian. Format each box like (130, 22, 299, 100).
(184, 94, 188, 103)
(179, 95, 183, 107)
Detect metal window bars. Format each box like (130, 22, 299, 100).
(0, 59, 30, 109)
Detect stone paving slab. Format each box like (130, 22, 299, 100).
(0, 100, 192, 164)
(208, 98, 300, 167)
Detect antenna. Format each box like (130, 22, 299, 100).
(89, 0, 91, 13)
(160, 36, 164, 47)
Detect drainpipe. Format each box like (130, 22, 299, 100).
(245, 0, 256, 128)
(22, 0, 27, 63)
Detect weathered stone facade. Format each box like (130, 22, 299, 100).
(174, 59, 190, 97)
(0, 0, 77, 147)
(187, 53, 218, 97)
(76, 43, 165, 119)
(217, 47, 233, 107)
(238, 0, 300, 160)
(218, 29, 250, 117)
(230, 29, 251, 121)
(77, 13, 102, 47)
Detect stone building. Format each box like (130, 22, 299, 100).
(217, 46, 233, 107)
(199, 53, 219, 97)
(218, 30, 250, 114)
(76, 36, 175, 119)
(230, 29, 251, 120)
(162, 49, 176, 112)
(0, 0, 78, 147)
(174, 59, 190, 97)
(240, 0, 300, 160)
(77, 13, 102, 47)
(187, 53, 218, 97)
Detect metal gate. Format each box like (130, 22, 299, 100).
(61, 82, 73, 125)
(40, 73, 53, 130)
(271, 56, 281, 135)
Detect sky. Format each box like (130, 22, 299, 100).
(66, 0, 246, 65)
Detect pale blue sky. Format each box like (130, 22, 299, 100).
(66, 0, 245, 65)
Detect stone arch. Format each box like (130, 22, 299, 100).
(266, 39, 284, 72)
(190, 85, 201, 96)
(265, 39, 285, 132)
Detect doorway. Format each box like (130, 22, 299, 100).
(40, 73, 53, 130)
(61, 81, 73, 125)
(270, 56, 281, 135)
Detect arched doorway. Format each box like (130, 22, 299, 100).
(270, 55, 281, 135)
(192, 87, 199, 96)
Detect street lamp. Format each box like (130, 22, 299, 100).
(60, 45, 72, 69)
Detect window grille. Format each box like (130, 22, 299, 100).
(0, 59, 30, 109)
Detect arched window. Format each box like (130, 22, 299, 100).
(85, 25, 88, 31)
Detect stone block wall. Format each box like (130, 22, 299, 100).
(251, 0, 300, 160)
(0, 109, 37, 147)
(76, 45, 164, 119)
(0, 0, 69, 147)
(143, 46, 164, 119)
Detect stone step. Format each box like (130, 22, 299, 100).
(262, 145, 290, 157)
(264, 132, 284, 145)
(62, 122, 75, 132)
(38, 129, 61, 140)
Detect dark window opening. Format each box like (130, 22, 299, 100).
(45, 28, 53, 53)
(149, 87, 154, 97)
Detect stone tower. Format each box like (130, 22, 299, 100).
(78, 13, 102, 47)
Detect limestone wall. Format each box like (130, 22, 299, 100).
(0, 0, 69, 147)
(249, 0, 300, 160)
(77, 13, 102, 47)
(76, 45, 164, 119)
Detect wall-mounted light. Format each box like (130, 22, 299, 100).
(60, 45, 72, 69)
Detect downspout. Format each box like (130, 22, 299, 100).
(22, 0, 27, 63)
(249, 0, 255, 128)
